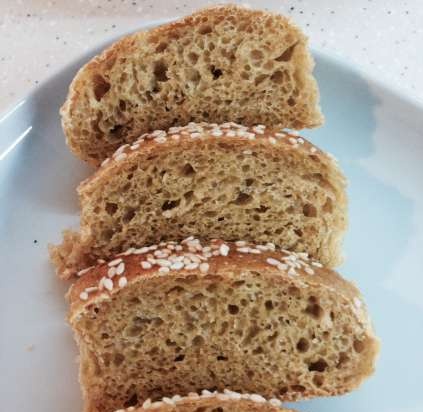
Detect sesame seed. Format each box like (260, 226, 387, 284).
(310, 147, 317, 153)
(267, 257, 280, 266)
(85, 287, 98, 293)
(297, 137, 305, 144)
(226, 130, 236, 137)
(190, 132, 201, 138)
(159, 267, 170, 273)
(118, 277, 128, 288)
(101, 158, 110, 167)
(235, 240, 247, 246)
(269, 137, 277, 144)
(108, 258, 123, 267)
(170, 261, 184, 270)
(185, 262, 199, 270)
(79, 292, 88, 300)
(289, 137, 297, 145)
(142, 399, 152, 408)
(238, 247, 251, 253)
(156, 259, 171, 267)
(171, 134, 180, 140)
(103, 278, 114, 291)
(305, 267, 315, 275)
(107, 267, 117, 278)
(116, 262, 125, 275)
(219, 244, 230, 256)
(250, 394, 266, 403)
(242, 150, 252, 155)
(211, 130, 223, 137)
(114, 153, 127, 161)
(275, 132, 286, 138)
(130, 143, 140, 150)
(77, 266, 93, 277)
(162, 397, 174, 405)
(312, 261, 323, 268)
(154, 137, 167, 143)
(288, 267, 297, 276)
(141, 261, 152, 269)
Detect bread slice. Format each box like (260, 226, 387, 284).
(50, 122, 347, 279)
(115, 390, 295, 412)
(68, 238, 379, 412)
(61, 4, 323, 164)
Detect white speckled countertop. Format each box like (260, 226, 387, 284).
(1, 0, 422, 113)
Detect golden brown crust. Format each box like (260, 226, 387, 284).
(61, 5, 323, 164)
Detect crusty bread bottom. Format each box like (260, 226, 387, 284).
(72, 268, 377, 412)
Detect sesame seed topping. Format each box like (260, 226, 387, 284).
(116, 262, 125, 275)
(77, 266, 93, 277)
(114, 153, 127, 162)
(159, 267, 170, 274)
(310, 147, 317, 154)
(219, 244, 230, 256)
(108, 258, 123, 267)
(101, 158, 110, 167)
(266, 258, 280, 266)
(79, 292, 88, 300)
(107, 267, 117, 278)
(141, 261, 152, 269)
(103, 278, 114, 291)
(288, 137, 297, 145)
(118, 277, 128, 288)
(269, 137, 277, 144)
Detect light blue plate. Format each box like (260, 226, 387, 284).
(1, 20, 423, 412)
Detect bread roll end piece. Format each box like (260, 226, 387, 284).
(61, 4, 323, 164)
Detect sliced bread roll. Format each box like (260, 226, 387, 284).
(116, 390, 295, 412)
(68, 239, 378, 412)
(50, 122, 347, 279)
(61, 5, 323, 164)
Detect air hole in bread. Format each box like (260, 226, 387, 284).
(323, 197, 333, 213)
(291, 384, 306, 392)
(275, 42, 298, 61)
(294, 228, 303, 237)
(122, 209, 136, 223)
(296, 337, 309, 353)
(210, 65, 223, 79)
(118, 100, 126, 111)
(313, 374, 324, 387)
(228, 304, 239, 315)
(113, 353, 125, 366)
(265, 300, 274, 311)
(245, 178, 255, 186)
(287, 97, 296, 106)
(110, 124, 123, 137)
(93, 74, 111, 101)
(303, 203, 317, 217)
(155, 42, 168, 52)
(124, 393, 138, 408)
(353, 339, 365, 353)
(153, 60, 168, 82)
(216, 355, 228, 361)
(186, 68, 201, 84)
(308, 358, 328, 372)
(187, 52, 199, 64)
(105, 203, 118, 216)
(337, 352, 349, 368)
(305, 300, 323, 319)
(271, 70, 284, 83)
(174, 354, 185, 362)
(181, 163, 196, 176)
(279, 387, 288, 396)
(162, 199, 180, 211)
(234, 192, 252, 205)
(192, 336, 205, 346)
(253, 346, 264, 355)
(255, 74, 268, 85)
(198, 24, 212, 34)
(251, 49, 264, 60)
